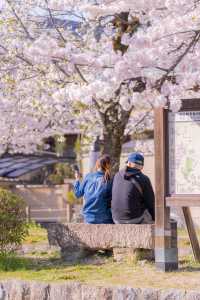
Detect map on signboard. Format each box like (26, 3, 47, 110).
(168, 111, 200, 194)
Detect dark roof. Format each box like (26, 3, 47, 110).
(0, 154, 73, 178)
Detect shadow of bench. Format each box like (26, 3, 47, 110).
(46, 223, 155, 262)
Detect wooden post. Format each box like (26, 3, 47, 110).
(182, 207, 200, 262)
(154, 107, 178, 271)
(66, 203, 73, 222)
(25, 206, 30, 223)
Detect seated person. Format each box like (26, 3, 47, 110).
(111, 152, 155, 224)
(73, 155, 113, 224)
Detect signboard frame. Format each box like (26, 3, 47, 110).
(154, 99, 200, 271)
(167, 99, 200, 205)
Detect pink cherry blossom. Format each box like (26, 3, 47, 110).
(0, 0, 200, 161)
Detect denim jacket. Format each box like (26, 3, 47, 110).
(74, 171, 113, 224)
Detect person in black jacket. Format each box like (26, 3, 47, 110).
(111, 152, 155, 224)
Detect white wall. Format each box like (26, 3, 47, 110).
(82, 152, 155, 188)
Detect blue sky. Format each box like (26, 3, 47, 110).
(31, 6, 82, 22)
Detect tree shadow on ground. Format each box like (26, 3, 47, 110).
(0, 250, 113, 272)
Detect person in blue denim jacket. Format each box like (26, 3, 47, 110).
(73, 155, 113, 224)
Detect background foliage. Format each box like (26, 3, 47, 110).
(0, 188, 28, 254)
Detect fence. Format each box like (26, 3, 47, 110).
(25, 205, 73, 223)
(10, 182, 77, 223)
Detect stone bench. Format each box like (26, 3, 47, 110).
(46, 223, 155, 261)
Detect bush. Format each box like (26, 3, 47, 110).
(0, 188, 28, 254)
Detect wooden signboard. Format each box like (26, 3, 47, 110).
(154, 99, 200, 271)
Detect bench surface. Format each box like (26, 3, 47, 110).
(47, 223, 155, 250)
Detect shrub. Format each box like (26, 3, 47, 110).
(0, 188, 28, 254)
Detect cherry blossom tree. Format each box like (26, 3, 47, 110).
(1, 0, 200, 170)
(0, 0, 75, 154)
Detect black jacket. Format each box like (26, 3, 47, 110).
(111, 167, 155, 221)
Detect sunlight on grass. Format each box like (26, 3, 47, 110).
(24, 223, 48, 245)
(0, 225, 200, 289)
(0, 252, 200, 290)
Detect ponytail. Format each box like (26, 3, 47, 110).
(95, 154, 111, 182)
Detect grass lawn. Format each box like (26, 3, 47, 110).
(23, 223, 48, 245)
(0, 224, 200, 290)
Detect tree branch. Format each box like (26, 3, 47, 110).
(45, 0, 66, 43)
(157, 31, 200, 91)
(53, 61, 70, 77)
(133, 110, 152, 130)
(155, 30, 196, 42)
(125, 109, 152, 136)
(6, 0, 34, 40)
(16, 54, 33, 66)
(0, 43, 33, 67)
(74, 64, 88, 83)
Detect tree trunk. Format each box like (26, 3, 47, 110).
(101, 105, 131, 174)
(102, 123, 124, 173)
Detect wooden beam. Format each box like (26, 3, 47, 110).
(166, 196, 200, 207)
(182, 207, 200, 262)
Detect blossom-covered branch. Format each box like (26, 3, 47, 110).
(1, 0, 200, 169)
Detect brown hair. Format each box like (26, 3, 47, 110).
(95, 154, 111, 182)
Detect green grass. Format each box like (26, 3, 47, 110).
(0, 254, 30, 271)
(178, 228, 200, 249)
(0, 224, 200, 289)
(178, 227, 200, 238)
(1, 253, 200, 290)
(24, 223, 48, 245)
